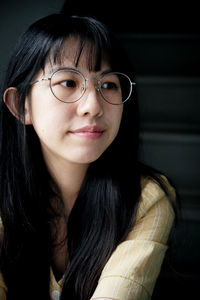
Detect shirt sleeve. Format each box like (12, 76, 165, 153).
(91, 177, 175, 300)
(0, 273, 7, 300)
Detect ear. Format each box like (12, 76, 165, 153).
(3, 87, 32, 125)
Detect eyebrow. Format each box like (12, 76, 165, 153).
(100, 68, 113, 76)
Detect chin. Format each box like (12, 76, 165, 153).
(73, 150, 105, 164)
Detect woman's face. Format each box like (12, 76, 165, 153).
(26, 37, 123, 167)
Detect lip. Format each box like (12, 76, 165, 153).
(69, 125, 105, 139)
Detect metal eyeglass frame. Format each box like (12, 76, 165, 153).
(30, 68, 136, 105)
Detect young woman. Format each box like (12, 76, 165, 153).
(0, 14, 176, 300)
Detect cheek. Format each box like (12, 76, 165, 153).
(31, 105, 57, 136)
(28, 90, 74, 138)
(109, 106, 123, 133)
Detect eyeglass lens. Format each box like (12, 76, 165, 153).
(50, 70, 132, 104)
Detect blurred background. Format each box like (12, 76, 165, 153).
(0, 0, 200, 298)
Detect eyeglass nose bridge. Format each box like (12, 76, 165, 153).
(82, 77, 101, 93)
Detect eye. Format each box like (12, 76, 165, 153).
(102, 81, 118, 90)
(60, 80, 76, 88)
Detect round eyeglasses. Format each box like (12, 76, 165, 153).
(30, 68, 136, 105)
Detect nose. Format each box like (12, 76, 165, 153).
(76, 84, 103, 117)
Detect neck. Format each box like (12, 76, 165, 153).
(45, 156, 89, 215)
(58, 163, 88, 215)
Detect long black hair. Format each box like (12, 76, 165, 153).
(0, 13, 174, 300)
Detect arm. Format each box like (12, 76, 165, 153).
(91, 178, 175, 300)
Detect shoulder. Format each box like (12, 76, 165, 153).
(0, 272, 7, 298)
(136, 175, 176, 221)
(126, 175, 176, 244)
(91, 176, 176, 299)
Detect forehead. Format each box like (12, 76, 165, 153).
(44, 36, 110, 74)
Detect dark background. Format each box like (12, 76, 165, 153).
(0, 0, 200, 298)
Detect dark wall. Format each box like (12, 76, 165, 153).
(0, 0, 65, 80)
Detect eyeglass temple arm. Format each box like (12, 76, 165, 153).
(30, 77, 51, 85)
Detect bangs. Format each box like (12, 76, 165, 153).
(45, 34, 109, 72)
